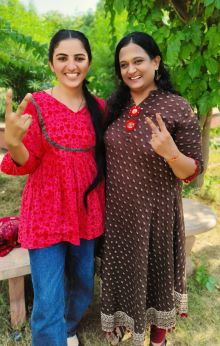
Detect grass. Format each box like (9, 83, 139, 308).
(0, 175, 26, 217)
(0, 129, 220, 345)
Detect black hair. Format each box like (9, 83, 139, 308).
(106, 31, 178, 127)
(49, 29, 105, 207)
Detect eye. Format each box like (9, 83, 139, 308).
(57, 56, 67, 61)
(120, 63, 128, 69)
(75, 56, 86, 62)
(134, 59, 144, 65)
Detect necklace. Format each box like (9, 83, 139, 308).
(75, 95, 84, 112)
(50, 87, 84, 112)
(125, 104, 141, 132)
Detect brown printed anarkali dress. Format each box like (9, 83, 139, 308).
(100, 90, 203, 345)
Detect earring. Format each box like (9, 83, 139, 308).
(155, 69, 160, 81)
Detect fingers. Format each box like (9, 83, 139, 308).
(145, 113, 168, 134)
(15, 93, 32, 117)
(5, 89, 13, 118)
(155, 112, 167, 132)
(21, 114, 32, 131)
(145, 117, 159, 134)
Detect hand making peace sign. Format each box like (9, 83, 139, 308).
(4, 89, 33, 147)
(145, 112, 179, 161)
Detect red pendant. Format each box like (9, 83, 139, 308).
(129, 105, 141, 117)
(125, 119, 137, 132)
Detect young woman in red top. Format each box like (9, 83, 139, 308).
(1, 29, 105, 346)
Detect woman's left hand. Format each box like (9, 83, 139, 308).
(145, 113, 179, 161)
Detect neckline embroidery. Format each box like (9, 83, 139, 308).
(31, 97, 95, 152)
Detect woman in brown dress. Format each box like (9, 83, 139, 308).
(100, 32, 203, 346)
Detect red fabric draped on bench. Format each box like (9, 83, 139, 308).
(0, 216, 20, 257)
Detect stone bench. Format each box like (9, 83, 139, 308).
(0, 247, 30, 327)
(183, 198, 217, 275)
(0, 198, 217, 327)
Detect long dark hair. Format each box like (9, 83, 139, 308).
(49, 29, 105, 207)
(106, 31, 177, 127)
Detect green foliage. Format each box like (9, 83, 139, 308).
(182, 183, 195, 198)
(0, 88, 6, 121)
(0, 9, 51, 105)
(0, 0, 85, 43)
(87, 3, 128, 98)
(195, 265, 216, 292)
(210, 126, 220, 138)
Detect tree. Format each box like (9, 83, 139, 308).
(104, 0, 220, 186)
(86, 1, 128, 99)
(0, 17, 50, 103)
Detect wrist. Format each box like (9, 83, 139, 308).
(165, 151, 181, 163)
(5, 138, 22, 148)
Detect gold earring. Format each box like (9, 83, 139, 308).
(155, 69, 160, 81)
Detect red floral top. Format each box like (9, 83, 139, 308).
(0, 91, 105, 249)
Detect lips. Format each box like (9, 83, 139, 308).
(65, 72, 80, 80)
(129, 76, 141, 80)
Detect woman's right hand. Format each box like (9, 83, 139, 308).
(4, 89, 32, 147)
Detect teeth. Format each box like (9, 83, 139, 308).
(65, 73, 79, 78)
(130, 76, 141, 80)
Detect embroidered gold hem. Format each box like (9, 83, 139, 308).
(101, 311, 145, 345)
(101, 290, 188, 346)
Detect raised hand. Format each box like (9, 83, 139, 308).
(4, 89, 32, 147)
(145, 113, 179, 161)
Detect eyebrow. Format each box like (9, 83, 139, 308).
(55, 53, 86, 57)
(119, 56, 145, 62)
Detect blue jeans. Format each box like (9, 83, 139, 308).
(29, 240, 95, 346)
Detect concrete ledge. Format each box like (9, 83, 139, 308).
(183, 198, 217, 275)
(183, 198, 217, 236)
(0, 247, 30, 327)
(0, 247, 30, 280)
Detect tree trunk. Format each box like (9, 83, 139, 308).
(193, 110, 213, 188)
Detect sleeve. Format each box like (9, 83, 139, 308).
(173, 102, 204, 180)
(0, 100, 44, 176)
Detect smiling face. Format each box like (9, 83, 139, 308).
(49, 38, 90, 90)
(119, 42, 160, 95)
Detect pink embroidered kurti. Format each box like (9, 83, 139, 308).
(1, 91, 105, 249)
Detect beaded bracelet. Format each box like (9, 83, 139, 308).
(182, 159, 200, 183)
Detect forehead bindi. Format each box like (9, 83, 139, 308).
(119, 43, 150, 63)
(54, 39, 87, 57)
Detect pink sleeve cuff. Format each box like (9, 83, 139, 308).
(1, 151, 40, 176)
